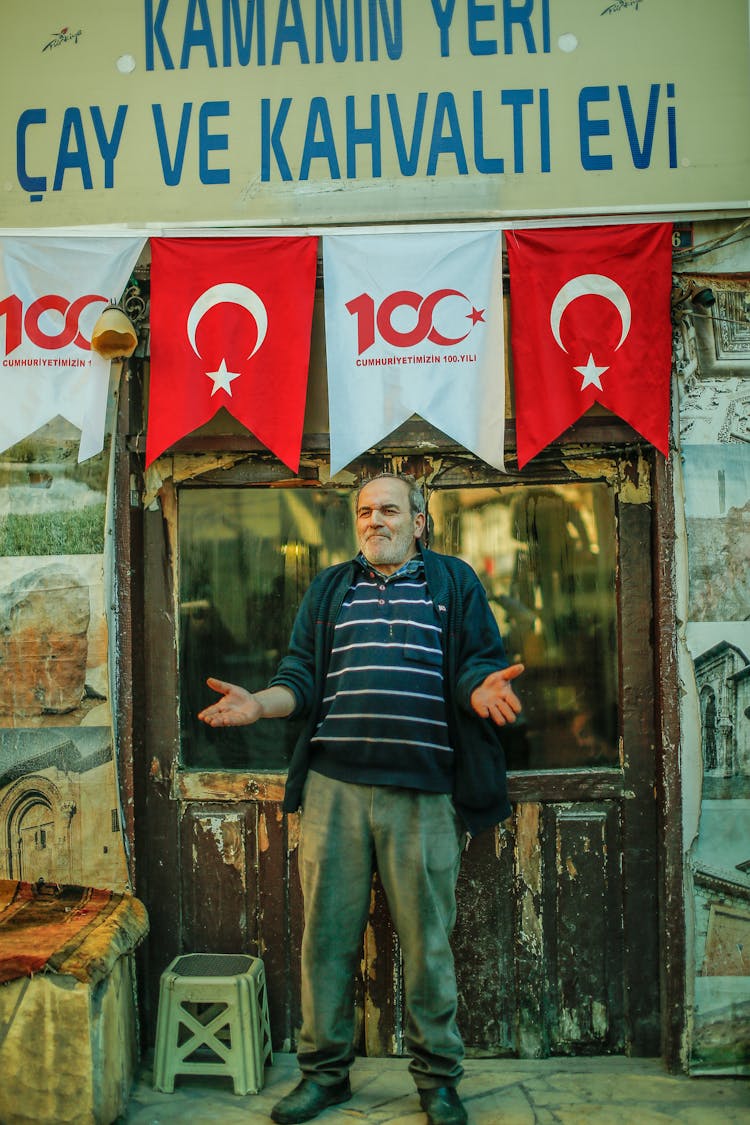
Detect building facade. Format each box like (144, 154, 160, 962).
(1, 0, 748, 1074)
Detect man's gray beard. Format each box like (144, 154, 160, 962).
(360, 528, 417, 568)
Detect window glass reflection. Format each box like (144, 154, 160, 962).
(428, 484, 619, 770)
(178, 481, 619, 774)
(179, 488, 355, 770)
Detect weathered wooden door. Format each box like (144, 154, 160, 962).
(132, 450, 660, 1058)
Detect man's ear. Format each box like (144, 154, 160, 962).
(414, 511, 427, 539)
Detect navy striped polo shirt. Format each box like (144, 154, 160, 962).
(309, 554, 454, 792)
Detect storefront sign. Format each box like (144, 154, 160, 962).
(2, 0, 749, 226)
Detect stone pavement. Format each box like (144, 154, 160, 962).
(123, 1051, 749, 1124)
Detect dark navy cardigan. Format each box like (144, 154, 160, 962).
(269, 542, 513, 835)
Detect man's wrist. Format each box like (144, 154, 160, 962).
(254, 685, 296, 720)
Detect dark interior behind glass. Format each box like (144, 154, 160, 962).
(179, 481, 618, 772)
(428, 484, 619, 770)
(179, 487, 355, 770)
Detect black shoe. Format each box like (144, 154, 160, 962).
(419, 1085, 468, 1125)
(270, 1077, 352, 1124)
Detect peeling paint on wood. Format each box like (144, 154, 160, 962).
(179, 808, 249, 952)
(565, 457, 618, 484)
(593, 999, 609, 1037)
(174, 770, 287, 803)
(618, 454, 651, 504)
(516, 805, 544, 966)
(520, 892, 543, 954)
(495, 821, 512, 861)
(514, 803, 547, 1058)
(258, 810, 270, 854)
(363, 879, 403, 1057)
(363, 918, 383, 1057)
(143, 452, 248, 506)
(553, 806, 621, 1051)
(286, 811, 301, 853)
(516, 803, 542, 897)
(364, 922, 378, 985)
(565, 453, 651, 505)
(154, 477, 178, 569)
(194, 814, 245, 877)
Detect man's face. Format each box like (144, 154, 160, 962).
(356, 478, 425, 574)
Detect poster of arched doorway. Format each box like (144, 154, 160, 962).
(0, 729, 127, 889)
(0, 775, 73, 884)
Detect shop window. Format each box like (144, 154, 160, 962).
(178, 480, 619, 773)
(179, 487, 355, 770)
(428, 484, 619, 770)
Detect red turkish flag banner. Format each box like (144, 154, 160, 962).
(506, 223, 673, 469)
(146, 236, 317, 469)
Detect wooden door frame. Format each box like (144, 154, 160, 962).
(114, 401, 686, 1064)
(652, 452, 686, 1071)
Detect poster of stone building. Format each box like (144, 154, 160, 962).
(683, 436, 750, 1073)
(0, 420, 129, 892)
(681, 443, 750, 623)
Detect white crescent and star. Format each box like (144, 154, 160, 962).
(186, 283, 268, 396)
(549, 273, 632, 392)
(423, 289, 486, 346)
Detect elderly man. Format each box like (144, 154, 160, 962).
(199, 473, 523, 1125)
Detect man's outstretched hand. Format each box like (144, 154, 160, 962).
(198, 678, 263, 727)
(470, 664, 525, 726)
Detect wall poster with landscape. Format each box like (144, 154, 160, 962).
(0, 417, 129, 892)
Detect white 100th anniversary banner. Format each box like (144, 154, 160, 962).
(323, 229, 505, 474)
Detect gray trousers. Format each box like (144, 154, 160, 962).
(297, 770, 465, 1089)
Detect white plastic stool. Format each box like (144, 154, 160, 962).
(153, 953, 273, 1095)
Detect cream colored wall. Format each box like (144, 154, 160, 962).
(1, 0, 748, 227)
